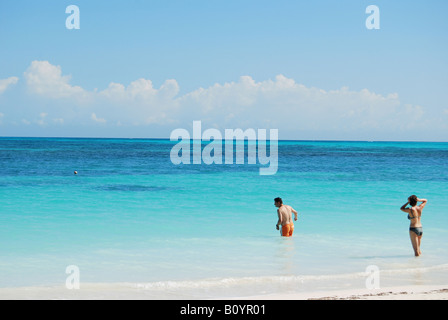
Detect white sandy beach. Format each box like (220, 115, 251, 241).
(235, 285, 448, 300)
(0, 284, 447, 300)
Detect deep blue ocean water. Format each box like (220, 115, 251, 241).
(1, 138, 447, 297)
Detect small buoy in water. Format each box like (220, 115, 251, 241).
(74, 171, 78, 175)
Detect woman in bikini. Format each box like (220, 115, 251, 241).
(400, 195, 428, 257)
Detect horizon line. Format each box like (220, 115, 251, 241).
(0, 136, 447, 143)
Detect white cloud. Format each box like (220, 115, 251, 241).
(91, 113, 106, 124)
(99, 78, 180, 104)
(18, 61, 440, 139)
(97, 78, 180, 125)
(0, 77, 19, 94)
(178, 75, 415, 133)
(23, 61, 181, 126)
(100, 78, 159, 101)
(24, 61, 89, 100)
(36, 113, 48, 126)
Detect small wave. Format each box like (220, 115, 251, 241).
(134, 274, 364, 291)
(380, 263, 448, 275)
(133, 263, 448, 291)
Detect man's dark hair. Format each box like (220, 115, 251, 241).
(274, 197, 283, 204)
(409, 195, 418, 206)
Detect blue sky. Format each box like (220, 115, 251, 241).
(0, 0, 447, 140)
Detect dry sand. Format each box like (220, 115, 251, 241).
(0, 284, 447, 300)
(234, 285, 448, 300)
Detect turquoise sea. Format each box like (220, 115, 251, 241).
(0, 138, 447, 298)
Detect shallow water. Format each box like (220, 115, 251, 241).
(0, 138, 447, 297)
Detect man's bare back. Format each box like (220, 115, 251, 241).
(274, 197, 298, 237)
(277, 205, 297, 226)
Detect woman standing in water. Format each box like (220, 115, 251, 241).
(400, 195, 428, 257)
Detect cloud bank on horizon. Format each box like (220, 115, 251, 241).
(0, 60, 446, 141)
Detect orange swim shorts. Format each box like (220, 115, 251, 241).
(281, 223, 294, 237)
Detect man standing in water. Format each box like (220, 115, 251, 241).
(275, 197, 298, 237)
(400, 195, 428, 257)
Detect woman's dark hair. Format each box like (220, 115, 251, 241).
(409, 195, 418, 206)
(274, 197, 283, 204)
